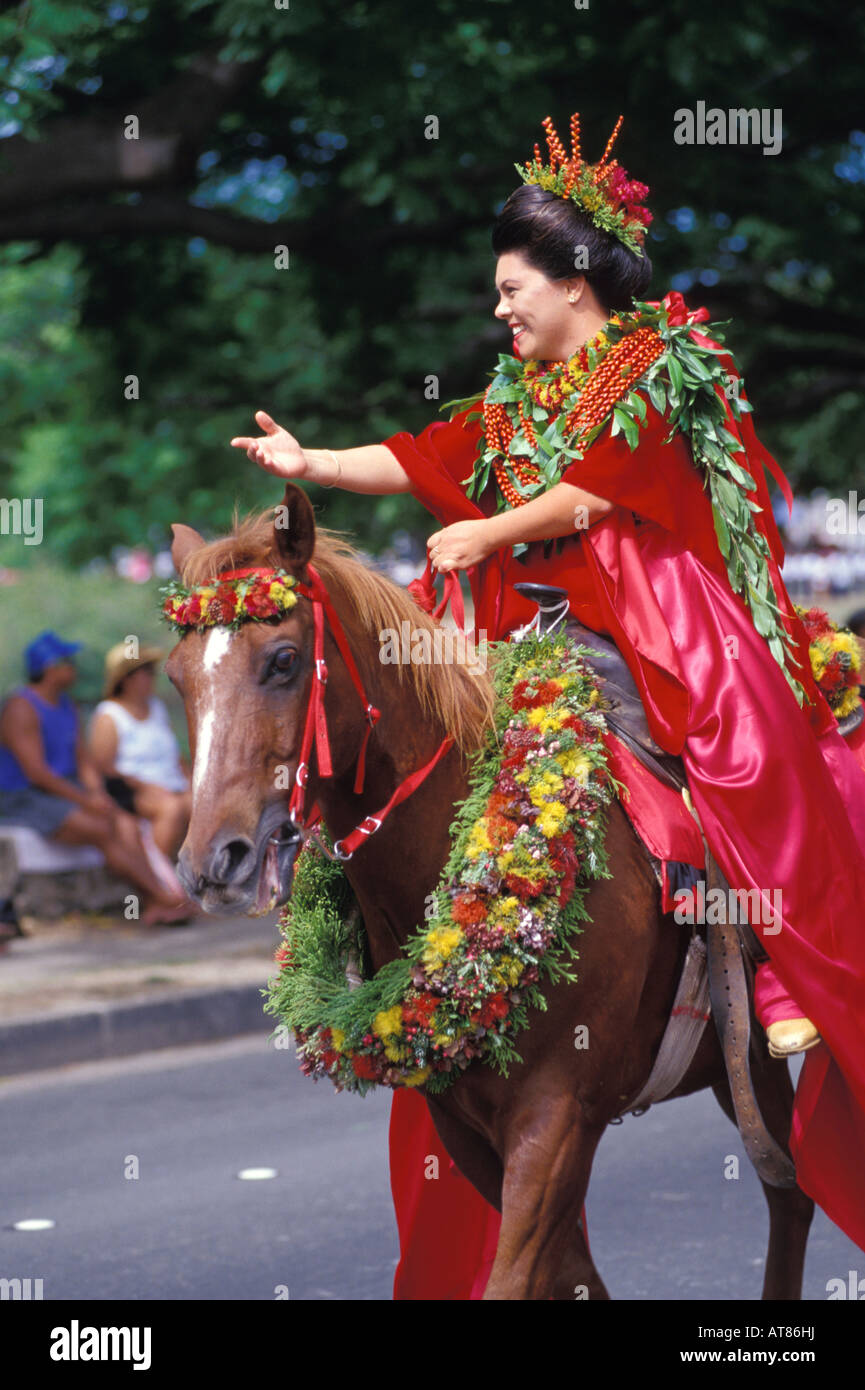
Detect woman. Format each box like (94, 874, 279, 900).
(0, 631, 194, 927)
(89, 643, 192, 858)
(232, 114, 865, 1266)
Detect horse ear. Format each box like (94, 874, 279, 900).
(273, 483, 316, 572)
(170, 523, 206, 576)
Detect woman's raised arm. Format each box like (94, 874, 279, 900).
(231, 410, 411, 495)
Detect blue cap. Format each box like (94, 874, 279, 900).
(24, 631, 82, 679)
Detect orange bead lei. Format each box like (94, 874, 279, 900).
(480, 316, 664, 511)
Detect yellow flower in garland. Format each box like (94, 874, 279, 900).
(527, 706, 569, 734)
(537, 801, 568, 838)
(384, 1040, 409, 1063)
(422, 925, 463, 969)
(268, 578, 298, 608)
(833, 630, 861, 670)
(837, 686, 862, 718)
(373, 1005, 404, 1040)
(558, 747, 593, 783)
(493, 955, 523, 988)
(810, 646, 828, 682)
(330, 1027, 346, 1052)
(404, 1067, 431, 1088)
(465, 820, 494, 859)
(488, 894, 520, 928)
(528, 770, 565, 805)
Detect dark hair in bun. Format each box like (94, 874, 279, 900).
(491, 183, 652, 312)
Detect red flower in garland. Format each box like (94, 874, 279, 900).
(488, 790, 520, 818)
(352, 1054, 383, 1081)
(244, 589, 279, 619)
(451, 894, 489, 926)
(472, 993, 510, 1028)
(504, 872, 547, 900)
(403, 994, 439, 1026)
(486, 813, 519, 848)
(208, 586, 238, 625)
(182, 594, 203, 626)
(511, 678, 564, 711)
(561, 713, 587, 737)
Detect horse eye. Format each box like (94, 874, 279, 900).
(270, 648, 298, 677)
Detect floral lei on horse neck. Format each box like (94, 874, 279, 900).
(263, 631, 619, 1096)
(446, 293, 807, 705)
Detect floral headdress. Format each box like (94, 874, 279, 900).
(514, 112, 652, 257)
(161, 567, 299, 634)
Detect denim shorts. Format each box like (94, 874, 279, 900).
(0, 783, 82, 837)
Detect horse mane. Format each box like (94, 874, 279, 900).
(179, 507, 496, 755)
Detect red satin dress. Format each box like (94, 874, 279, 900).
(380, 311, 865, 1284)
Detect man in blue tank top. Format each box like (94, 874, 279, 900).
(0, 632, 194, 925)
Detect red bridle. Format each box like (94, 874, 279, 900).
(218, 564, 455, 860)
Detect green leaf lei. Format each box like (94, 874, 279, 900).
(263, 631, 622, 1096)
(444, 300, 806, 705)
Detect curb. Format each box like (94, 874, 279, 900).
(0, 983, 273, 1076)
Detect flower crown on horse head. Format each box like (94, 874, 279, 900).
(515, 112, 652, 257)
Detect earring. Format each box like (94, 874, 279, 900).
(568, 292, 577, 303)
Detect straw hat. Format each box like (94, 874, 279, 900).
(103, 642, 165, 698)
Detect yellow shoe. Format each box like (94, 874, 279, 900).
(766, 1018, 822, 1059)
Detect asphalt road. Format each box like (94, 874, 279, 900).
(0, 1036, 859, 1301)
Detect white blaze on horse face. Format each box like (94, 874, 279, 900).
(203, 626, 233, 672)
(192, 627, 234, 800)
(192, 708, 216, 799)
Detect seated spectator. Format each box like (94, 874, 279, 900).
(0, 631, 194, 926)
(88, 644, 191, 858)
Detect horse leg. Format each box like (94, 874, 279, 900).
(711, 1056, 814, 1300)
(482, 1096, 610, 1301)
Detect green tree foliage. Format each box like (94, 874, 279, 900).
(0, 0, 863, 564)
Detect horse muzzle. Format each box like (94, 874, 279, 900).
(177, 816, 303, 916)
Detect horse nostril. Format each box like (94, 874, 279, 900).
(210, 836, 255, 886)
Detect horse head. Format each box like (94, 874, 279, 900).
(165, 483, 494, 920)
(165, 483, 328, 915)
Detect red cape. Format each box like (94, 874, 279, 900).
(383, 342, 865, 1255)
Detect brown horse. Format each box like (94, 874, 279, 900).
(165, 483, 814, 1301)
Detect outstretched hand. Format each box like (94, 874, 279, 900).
(230, 411, 308, 479)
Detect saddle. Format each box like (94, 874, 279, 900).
(514, 583, 798, 1189)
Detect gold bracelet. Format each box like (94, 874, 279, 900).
(320, 449, 341, 488)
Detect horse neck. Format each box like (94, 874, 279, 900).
(305, 597, 471, 971)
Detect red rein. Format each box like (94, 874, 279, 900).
(218, 563, 454, 860)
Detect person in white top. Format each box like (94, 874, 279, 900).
(88, 644, 191, 857)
